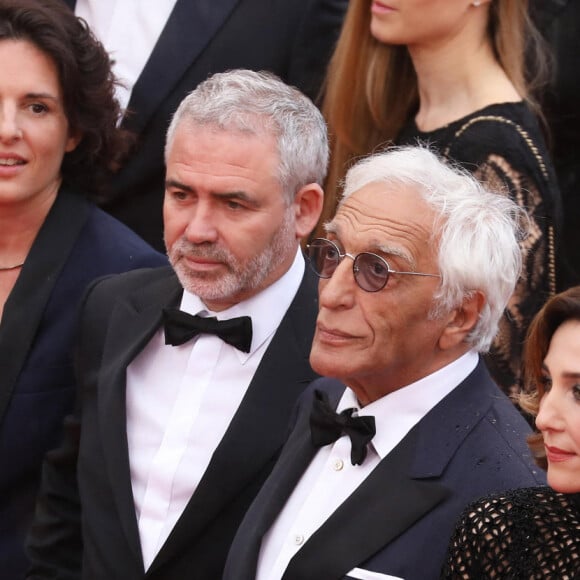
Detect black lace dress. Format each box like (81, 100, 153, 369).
(441, 486, 580, 579)
(398, 102, 562, 398)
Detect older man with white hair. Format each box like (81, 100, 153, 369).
(224, 145, 545, 580)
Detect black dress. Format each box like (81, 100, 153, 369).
(398, 102, 562, 398)
(441, 486, 580, 579)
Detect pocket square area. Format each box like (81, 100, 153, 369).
(346, 567, 403, 580)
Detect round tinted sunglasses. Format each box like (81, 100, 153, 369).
(306, 238, 441, 292)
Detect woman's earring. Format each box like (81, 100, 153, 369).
(472, 0, 481, 5)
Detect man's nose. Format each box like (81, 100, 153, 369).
(318, 256, 357, 309)
(183, 203, 219, 244)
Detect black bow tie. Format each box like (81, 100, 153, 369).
(162, 308, 253, 353)
(310, 389, 376, 466)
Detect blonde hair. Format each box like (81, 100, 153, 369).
(319, 0, 549, 231)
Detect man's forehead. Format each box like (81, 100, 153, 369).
(167, 123, 280, 183)
(335, 182, 430, 228)
(328, 182, 436, 260)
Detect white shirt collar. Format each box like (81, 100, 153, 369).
(338, 350, 479, 459)
(179, 248, 305, 361)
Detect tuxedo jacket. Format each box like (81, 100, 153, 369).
(62, 0, 348, 250)
(26, 264, 319, 579)
(0, 188, 166, 579)
(224, 361, 546, 580)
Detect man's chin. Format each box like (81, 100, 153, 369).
(184, 282, 230, 300)
(175, 268, 226, 295)
(310, 349, 341, 379)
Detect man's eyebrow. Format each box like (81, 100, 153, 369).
(324, 222, 416, 269)
(375, 243, 415, 269)
(165, 179, 193, 192)
(164, 181, 260, 207)
(212, 191, 258, 207)
(324, 221, 339, 236)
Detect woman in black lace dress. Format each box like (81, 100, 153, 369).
(318, 0, 562, 397)
(441, 286, 580, 578)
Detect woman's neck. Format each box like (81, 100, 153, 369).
(409, 29, 521, 132)
(0, 186, 59, 263)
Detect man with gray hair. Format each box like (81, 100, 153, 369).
(26, 70, 327, 580)
(224, 145, 545, 580)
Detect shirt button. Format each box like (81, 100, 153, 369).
(294, 534, 304, 546)
(333, 458, 344, 471)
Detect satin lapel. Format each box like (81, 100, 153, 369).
(237, 409, 321, 578)
(283, 430, 450, 580)
(148, 269, 319, 572)
(225, 383, 345, 580)
(0, 190, 89, 426)
(123, 0, 242, 134)
(96, 274, 182, 562)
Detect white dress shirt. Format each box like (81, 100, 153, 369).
(256, 350, 479, 580)
(75, 0, 178, 114)
(126, 250, 304, 570)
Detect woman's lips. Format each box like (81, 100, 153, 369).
(545, 445, 576, 463)
(0, 155, 27, 176)
(371, 1, 396, 15)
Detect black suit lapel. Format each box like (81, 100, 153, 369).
(223, 385, 336, 580)
(0, 190, 89, 426)
(124, 0, 242, 134)
(282, 363, 495, 579)
(96, 274, 182, 563)
(148, 268, 319, 573)
(282, 429, 450, 580)
(226, 363, 494, 580)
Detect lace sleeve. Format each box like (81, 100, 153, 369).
(474, 154, 555, 397)
(440, 488, 580, 579)
(440, 497, 505, 579)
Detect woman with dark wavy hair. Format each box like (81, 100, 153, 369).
(0, 0, 165, 575)
(441, 286, 580, 578)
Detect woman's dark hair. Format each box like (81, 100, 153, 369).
(520, 285, 580, 469)
(0, 0, 131, 197)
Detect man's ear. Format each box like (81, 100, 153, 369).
(438, 291, 485, 351)
(292, 183, 324, 240)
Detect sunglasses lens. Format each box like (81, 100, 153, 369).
(308, 240, 339, 278)
(355, 253, 389, 292)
